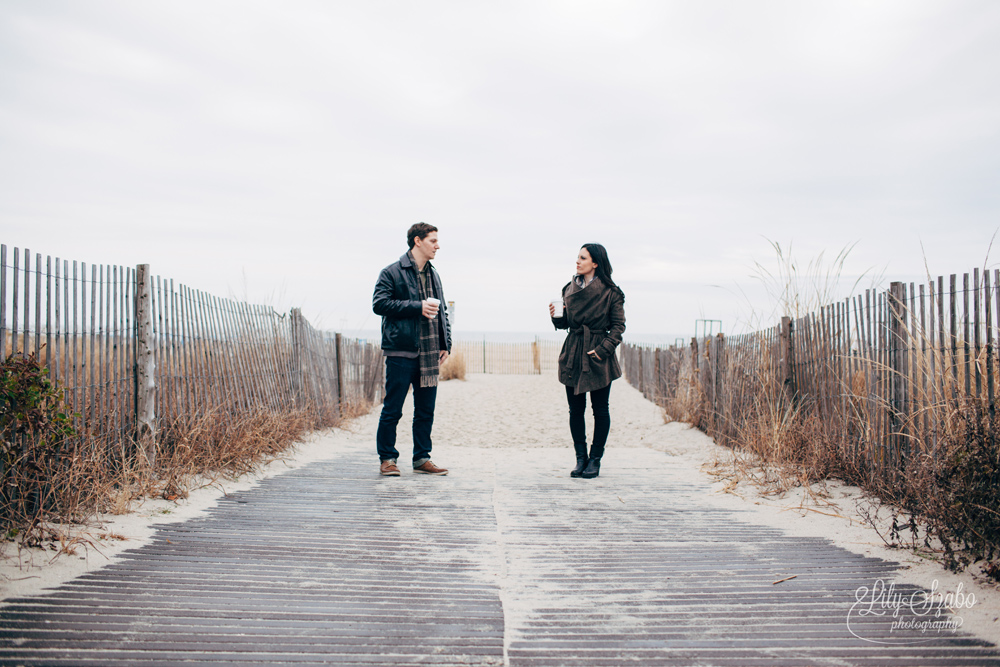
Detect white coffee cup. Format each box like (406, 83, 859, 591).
(426, 297, 441, 318)
(551, 299, 564, 316)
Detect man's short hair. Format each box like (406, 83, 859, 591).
(407, 222, 438, 249)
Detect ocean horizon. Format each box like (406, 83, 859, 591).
(340, 329, 686, 347)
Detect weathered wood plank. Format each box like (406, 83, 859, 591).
(4, 442, 994, 666)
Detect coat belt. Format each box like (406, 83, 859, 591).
(569, 325, 607, 374)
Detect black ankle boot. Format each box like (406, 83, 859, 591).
(581, 457, 601, 479)
(570, 444, 588, 477)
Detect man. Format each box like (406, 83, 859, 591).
(372, 222, 452, 476)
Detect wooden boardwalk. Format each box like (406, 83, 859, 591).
(2, 440, 998, 666)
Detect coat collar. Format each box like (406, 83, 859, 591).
(568, 274, 603, 296)
(400, 251, 433, 273)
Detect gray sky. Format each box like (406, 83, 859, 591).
(2, 1, 998, 339)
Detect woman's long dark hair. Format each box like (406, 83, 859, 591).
(582, 243, 625, 303)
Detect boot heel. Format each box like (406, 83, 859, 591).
(581, 457, 601, 479)
(571, 443, 588, 477)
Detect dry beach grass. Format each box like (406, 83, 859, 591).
(0, 351, 336, 549)
(2, 371, 997, 645)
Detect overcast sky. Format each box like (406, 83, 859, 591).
(2, 1, 998, 339)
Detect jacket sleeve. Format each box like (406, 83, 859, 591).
(551, 282, 570, 330)
(436, 274, 452, 353)
(372, 266, 422, 318)
(442, 307, 452, 352)
(597, 291, 626, 359)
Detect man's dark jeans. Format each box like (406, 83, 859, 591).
(376, 356, 437, 464)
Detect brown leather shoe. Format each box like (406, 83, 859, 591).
(413, 460, 448, 475)
(380, 459, 401, 476)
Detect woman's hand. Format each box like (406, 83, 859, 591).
(587, 349, 602, 361)
(549, 302, 556, 317)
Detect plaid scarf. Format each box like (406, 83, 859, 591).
(415, 257, 441, 388)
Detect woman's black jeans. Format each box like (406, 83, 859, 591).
(565, 383, 611, 459)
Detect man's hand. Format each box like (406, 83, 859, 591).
(422, 300, 440, 319)
(439, 350, 449, 365)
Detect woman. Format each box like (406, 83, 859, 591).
(549, 243, 626, 479)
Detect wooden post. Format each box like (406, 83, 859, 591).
(689, 337, 698, 405)
(919, 285, 928, 451)
(778, 316, 794, 401)
(53, 257, 61, 395)
(715, 333, 725, 436)
(963, 273, 971, 397)
(134, 264, 156, 466)
(96, 265, 104, 428)
(42, 255, 52, 366)
(112, 266, 121, 435)
(290, 308, 304, 405)
(654, 347, 661, 405)
(22, 249, 30, 357)
(1, 244, 6, 360)
(989, 270, 996, 426)
(888, 282, 906, 466)
(11, 249, 19, 356)
(974, 269, 981, 398)
(335, 332, 345, 416)
(950, 274, 958, 400)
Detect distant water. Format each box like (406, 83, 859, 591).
(342, 328, 683, 348)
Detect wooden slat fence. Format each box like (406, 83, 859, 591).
(452, 338, 561, 374)
(334, 332, 384, 410)
(0, 244, 382, 464)
(621, 268, 999, 480)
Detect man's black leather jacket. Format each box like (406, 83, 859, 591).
(372, 252, 451, 353)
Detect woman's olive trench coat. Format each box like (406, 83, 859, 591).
(552, 276, 626, 395)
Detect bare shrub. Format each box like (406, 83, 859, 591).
(440, 351, 466, 382)
(871, 399, 1000, 578)
(1, 353, 80, 544)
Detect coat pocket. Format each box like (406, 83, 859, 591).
(558, 342, 574, 371)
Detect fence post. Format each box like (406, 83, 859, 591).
(134, 264, 156, 466)
(654, 348, 661, 405)
(689, 337, 698, 406)
(779, 316, 795, 401)
(364, 343, 380, 403)
(715, 333, 725, 435)
(290, 308, 304, 405)
(0, 245, 6, 360)
(888, 282, 906, 466)
(335, 332, 344, 414)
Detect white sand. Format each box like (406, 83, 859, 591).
(2, 372, 997, 644)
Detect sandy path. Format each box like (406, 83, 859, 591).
(2, 372, 998, 649)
